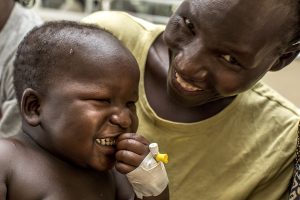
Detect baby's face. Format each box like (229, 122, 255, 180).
(39, 40, 140, 171)
(164, 0, 295, 107)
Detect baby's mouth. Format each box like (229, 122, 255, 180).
(175, 72, 203, 92)
(96, 138, 116, 146)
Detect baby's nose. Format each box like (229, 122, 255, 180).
(109, 108, 132, 129)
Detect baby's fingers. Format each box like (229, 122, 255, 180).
(116, 133, 149, 155)
(115, 162, 135, 174)
(116, 133, 149, 146)
(115, 150, 144, 174)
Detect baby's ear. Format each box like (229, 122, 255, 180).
(21, 88, 42, 127)
(270, 42, 300, 71)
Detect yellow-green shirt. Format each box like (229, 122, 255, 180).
(83, 11, 300, 200)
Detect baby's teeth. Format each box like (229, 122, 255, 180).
(96, 138, 116, 146)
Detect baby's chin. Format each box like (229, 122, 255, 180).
(64, 155, 115, 172)
(89, 156, 116, 172)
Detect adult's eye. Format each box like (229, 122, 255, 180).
(183, 17, 195, 35)
(221, 54, 241, 66)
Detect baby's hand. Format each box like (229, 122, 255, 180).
(115, 133, 150, 174)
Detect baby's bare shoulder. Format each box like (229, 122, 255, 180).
(0, 137, 26, 166)
(0, 136, 49, 199)
(0, 137, 24, 193)
(0, 137, 20, 154)
(0, 139, 12, 200)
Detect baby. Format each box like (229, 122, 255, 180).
(0, 21, 168, 200)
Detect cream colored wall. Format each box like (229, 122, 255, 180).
(262, 60, 300, 107)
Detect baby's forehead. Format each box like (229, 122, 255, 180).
(54, 30, 115, 51)
(32, 23, 138, 80)
(54, 35, 136, 70)
(51, 31, 130, 63)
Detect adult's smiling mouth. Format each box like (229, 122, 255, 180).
(175, 72, 204, 92)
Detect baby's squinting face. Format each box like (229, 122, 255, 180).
(38, 38, 140, 171)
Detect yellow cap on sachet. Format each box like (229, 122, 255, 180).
(155, 153, 168, 164)
(149, 143, 169, 164)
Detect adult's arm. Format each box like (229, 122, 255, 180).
(0, 57, 21, 138)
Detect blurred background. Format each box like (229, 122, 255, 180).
(33, 0, 300, 107)
(34, 0, 181, 23)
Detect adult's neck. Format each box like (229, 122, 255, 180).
(0, 0, 15, 31)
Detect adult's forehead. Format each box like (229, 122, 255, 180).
(180, 0, 295, 39)
(187, 0, 292, 9)
(182, 0, 294, 22)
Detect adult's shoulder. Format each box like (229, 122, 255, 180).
(249, 81, 300, 118)
(0, 3, 43, 69)
(14, 3, 43, 26)
(239, 81, 300, 142)
(82, 11, 164, 33)
(82, 11, 165, 66)
(9, 3, 42, 35)
(82, 11, 164, 48)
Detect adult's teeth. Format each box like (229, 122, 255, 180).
(96, 138, 116, 146)
(175, 73, 202, 91)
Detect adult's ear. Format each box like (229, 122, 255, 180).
(21, 88, 42, 127)
(270, 42, 300, 71)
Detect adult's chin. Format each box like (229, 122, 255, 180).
(166, 69, 221, 107)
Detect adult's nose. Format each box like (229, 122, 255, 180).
(176, 57, 209, 82)
(178, 42, 210, 80)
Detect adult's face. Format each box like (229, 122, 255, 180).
(164, 0, 295, 107)
(38, 35, 140, 171)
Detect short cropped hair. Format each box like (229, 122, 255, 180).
(13, 20, 119, 103)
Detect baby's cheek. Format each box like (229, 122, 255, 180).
(131, 115, 139, 133)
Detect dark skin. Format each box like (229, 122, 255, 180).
(0, 32, 168, 200)
(0, 0, 14, 31)
(145, 0, 300, 123)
